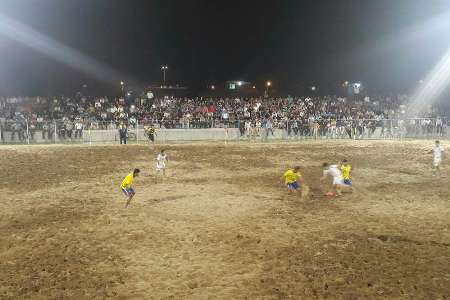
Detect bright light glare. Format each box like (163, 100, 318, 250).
(409, 48, 450, 114)
(0, 12, 128, 84)
(237, 81, 243, 86)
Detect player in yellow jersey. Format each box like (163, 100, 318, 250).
(341, 159, 353, 187)
(281, 166, 304, 196)
(121, 168, 140, 207)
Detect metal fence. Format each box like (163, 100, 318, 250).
(0, 118, 448, 144)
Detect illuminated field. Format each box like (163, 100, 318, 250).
(1, 141, 449, 299)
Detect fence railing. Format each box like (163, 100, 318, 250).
(0, 118, 448, 144)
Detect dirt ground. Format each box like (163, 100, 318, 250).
(0, 140, 449, 299)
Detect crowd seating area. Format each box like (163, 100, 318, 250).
(0, 94, 448, 141)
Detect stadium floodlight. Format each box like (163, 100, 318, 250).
(161, 66, 168, 86)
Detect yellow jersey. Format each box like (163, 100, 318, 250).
(121, 173, 134, 189)
(283, 169, 301, 184)
(341, 164, 352, 180)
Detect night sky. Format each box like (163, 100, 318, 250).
(0, 0, 449, 95)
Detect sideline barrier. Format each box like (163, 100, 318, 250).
(1, 118, 449, 144)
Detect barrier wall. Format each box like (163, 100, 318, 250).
(84, 128, 288, 144)
(1, 126, 449, 145)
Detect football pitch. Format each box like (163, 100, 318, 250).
(1, 140, 449, 299)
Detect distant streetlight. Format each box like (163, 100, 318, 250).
(161, 66, 168, 86)
(120, 81, 124, 93)
(344, 81, 349, 86)
(265, 81, 272, 97)
(237, 81, 243, 87)
(211, 85, 215, 90)
(311, 86, 316, 91)
(252, 85, 256, 89)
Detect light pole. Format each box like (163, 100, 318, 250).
(265, 81, 272, 96)
(120, 81, 124, 96)
(266, 81, 272, 88)
(161, 66, 168, 86)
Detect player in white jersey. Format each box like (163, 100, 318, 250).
(432, 140, 445, 172)
(320, 162, 348, 197)
(155, 149, 168, 176)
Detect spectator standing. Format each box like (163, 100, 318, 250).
(74, 120, 83, 139)
(42, 121, 48, 140)
(66, 120, 74, 139)
(119, 124, 128, 144)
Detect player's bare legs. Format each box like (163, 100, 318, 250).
(125, 194, 134, 208)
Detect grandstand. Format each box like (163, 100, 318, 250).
(1, 93, 448, 144)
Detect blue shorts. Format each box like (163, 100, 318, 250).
(344, 179, 352, 186)
(122, 187, 135, 196)
(287, 182, 300, 190)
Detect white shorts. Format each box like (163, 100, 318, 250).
(433, 157, 441, 167)
(156, 162, 166, 171)
(333, 177, 344, 186)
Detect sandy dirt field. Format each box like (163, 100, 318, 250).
(0, 140, 449, 299)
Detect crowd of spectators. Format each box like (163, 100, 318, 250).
(0, 93, 448, 142)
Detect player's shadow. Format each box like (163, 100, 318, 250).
(150, 194, 189, 204)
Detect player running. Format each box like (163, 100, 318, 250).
(432, 140, 445, 173)
(121, 168, 140, 207)
(281, 166, 304, 197)
(320, 162, 349, 197)
(341, 159, 353, 187)
(156, 149, 168, 176)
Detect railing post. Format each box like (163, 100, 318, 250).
(26, 118, 30, 145)
(136, 119, 139, 144)
(54, 120, 57, 144)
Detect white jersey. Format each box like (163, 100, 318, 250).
(433, 146, 444, 166)
(323, 165, 344, 185)
(156, 153, 167, 170)
(434, 146, 444, 159)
